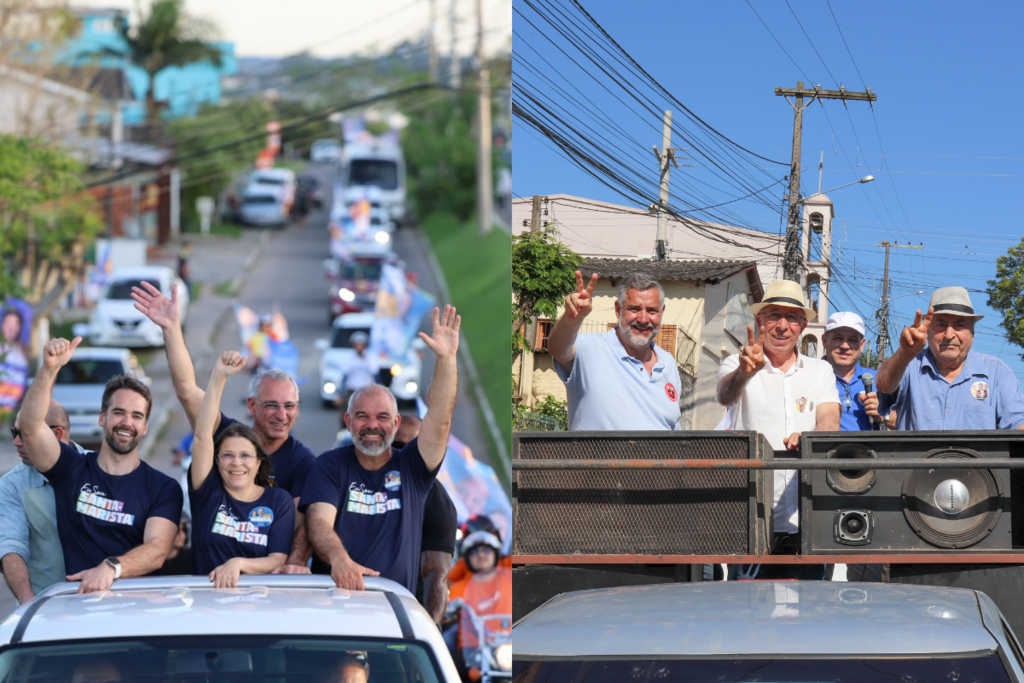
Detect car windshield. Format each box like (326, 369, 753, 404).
(511, 656, 1013, 683)
(339, 261, 383, 281)
(107, 279, 159, 300)
(55, 359, 126, 385)
(254, 176, 286, 186)
(0, 636, 443, 683)
(244, 195, 279, 205)
(349, 160, 399, 190)
(331, 327, 372, 349)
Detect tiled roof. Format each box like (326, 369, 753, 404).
(580, 257, 763, 301)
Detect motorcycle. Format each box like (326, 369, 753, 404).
(459, 604, 512, 683)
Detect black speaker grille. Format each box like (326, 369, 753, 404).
(514, 435, 753, 555)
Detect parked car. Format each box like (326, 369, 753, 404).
(249, 168, 297, 213)
(315, 312, 422, 409)
(340, 141, 407, 226)
(310, 138, 341, 164)
(88, 266, 189, 348)
(0, 575, 461, 682)
(513, 581, 1024, 682)
(240, 189, 288, 227)
(50, 347, 150, 447)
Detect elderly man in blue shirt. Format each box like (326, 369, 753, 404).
(876, 286, 1024, 430)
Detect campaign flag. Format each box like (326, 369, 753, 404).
(436, 434, 513, 554)
(267, 339, 300, 379)
(233, 302, 259, 349)
(0, 299, 32, 418)
(370, 264, 435, 361)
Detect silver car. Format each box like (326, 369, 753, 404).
(0, 576, 461, 682)
(513, 581, 1024, 682)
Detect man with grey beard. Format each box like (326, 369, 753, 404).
(300, 306, 461, 593)
(547, 270, 682, 430)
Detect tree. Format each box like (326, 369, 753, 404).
(987, 237, 1024, 359)
(512, 223, 582, 352)
(114, 0, 223, 126)
(0, 135, 104, 337)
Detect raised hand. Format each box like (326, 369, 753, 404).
(418, 305, 461, 358)
(564, 270, 598, 320)
(739, 325, 766, 376)
(215, 350, 246, 377)
(42, 337, 82, 371)
(131, 281, 180, 329)
(898, 307, 933, 356)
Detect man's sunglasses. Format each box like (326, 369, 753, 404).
(10, 425, 62, 440)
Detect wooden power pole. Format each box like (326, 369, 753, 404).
(875, 240, 922, 362)
(776, 82, 877, 282)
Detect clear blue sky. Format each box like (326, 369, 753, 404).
(513, 0, 1024, 380)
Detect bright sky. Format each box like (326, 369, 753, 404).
(514, 0, 1024, 381)
(77, 0, 511, 58)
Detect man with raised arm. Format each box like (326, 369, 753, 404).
(876, 286, 1024, 430)
(19, 337, 182, 593)
(717, 281, 840, 579)
(300, 305, 461, 593)
(546, 270, 682, 430)
(131, 282, 316, 570)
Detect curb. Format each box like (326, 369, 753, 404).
(139, 229, 273, 463)
(414, 230, 511, 484)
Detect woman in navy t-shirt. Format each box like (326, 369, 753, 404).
(189, 351, 294, 586)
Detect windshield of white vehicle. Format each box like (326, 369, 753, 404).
(339, 261, 383, 281)
(331, 327, 372, 349)
(511, 656, 1013, 683)
(349, 160, 399, 190)
(0, 636, 444, 683)
(55, 359, 126, 385)
(243, 194, 280, 205)
(107, 279, 160, 301)
(254, 176, 286, 186)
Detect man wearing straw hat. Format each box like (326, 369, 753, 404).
(717, 280, 840, 579)
(876, 286, 1024, 430)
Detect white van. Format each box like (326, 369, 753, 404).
(341, 141, 407, 226)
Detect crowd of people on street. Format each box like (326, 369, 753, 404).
(0, 275, 509, 677)
(550, 267, 1024, 581)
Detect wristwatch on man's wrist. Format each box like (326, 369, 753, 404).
(103, 556, 122, 580)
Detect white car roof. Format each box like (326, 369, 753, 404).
(107, 266, 173, 282)
(65, 347, 132, 361)
(514, 581, 998, 658)
(253, 168, 295, 181)
(332, 312, 376, 329)
(343, 143, 403, 161)
(0, 577, 427, 645)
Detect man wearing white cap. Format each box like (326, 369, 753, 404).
(718, 280, 840, 579)
(876, 286, 1024, 430)
(822, 311, 892, 432)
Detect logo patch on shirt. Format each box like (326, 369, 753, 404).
(249, 506, 274, 527)
(972, 381, 989, 400)
(383, 470, 402, 491)
(76, 484, 135, 526)
(796, 397, 815, 413)
(664, 383, 677, 402)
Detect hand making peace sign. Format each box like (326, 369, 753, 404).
(739, 325, 767, 376)
(899, 306, 934, 356)
(565, 270, 598, 320)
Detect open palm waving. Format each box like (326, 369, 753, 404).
(419, 305, 461, 358)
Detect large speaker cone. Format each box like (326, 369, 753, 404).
(902, 448, 1004, 548)
(826, 443, 877, 494)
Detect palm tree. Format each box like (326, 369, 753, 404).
(117, 0, 223, 126)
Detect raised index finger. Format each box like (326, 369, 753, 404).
(757, 326, 766, 348)
(574, 270, 584, 293)
(920, 306, 934, 330)
(585, 273, 598, 296)
(746, 325, 755, 347)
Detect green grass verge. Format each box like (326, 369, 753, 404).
(419, 213, 511, 477)
(214, 279, 238, 298)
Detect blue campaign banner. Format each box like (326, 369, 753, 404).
(268, 339, 300, 378)
(370, 264, 435, 361)
(437, 434, 513, 554)
(0, 300, 32, 417)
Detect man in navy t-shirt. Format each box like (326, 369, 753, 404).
(18, 337, 182, 593)
(131, 283, 316, 565)
(301, 305, 462, 592)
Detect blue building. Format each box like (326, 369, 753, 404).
(62, 7, 237, 125)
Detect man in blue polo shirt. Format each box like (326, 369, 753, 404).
(131, 283, 317, 569)
(877, 286, 1024, 430)
(822, 312, 892, 432)
(547, 270, 681, 430)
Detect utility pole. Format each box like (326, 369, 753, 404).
(652, 110, 677, 261)
(475, 0, 492, 235)
(875, 240, 922, 363)
(530, 195, 542, 233)
(449, 0, 459, 88)
(776, 82, 877, 282)
(428, 0, 438, 83)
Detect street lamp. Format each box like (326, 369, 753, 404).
(819, 175, 874, 195)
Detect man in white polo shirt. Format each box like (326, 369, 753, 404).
(717, 280, 840, 579)
(547, 270, 682, 430)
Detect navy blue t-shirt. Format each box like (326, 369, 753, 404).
(44, 442, 183, 575)
(422, 481, 458, 554)
(300, 439, 438, 593)
(188, 466, 295, 575)
(217, 412, 316, 500)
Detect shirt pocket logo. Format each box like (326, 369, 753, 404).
(384, 470, 402, 491)
(664, 383, 677, 402)
(249, 506, 274, 528)
(796, 397, 815, 413)
(971, 381, 989, 400)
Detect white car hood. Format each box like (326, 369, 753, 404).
(95, 300, 147, 322)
